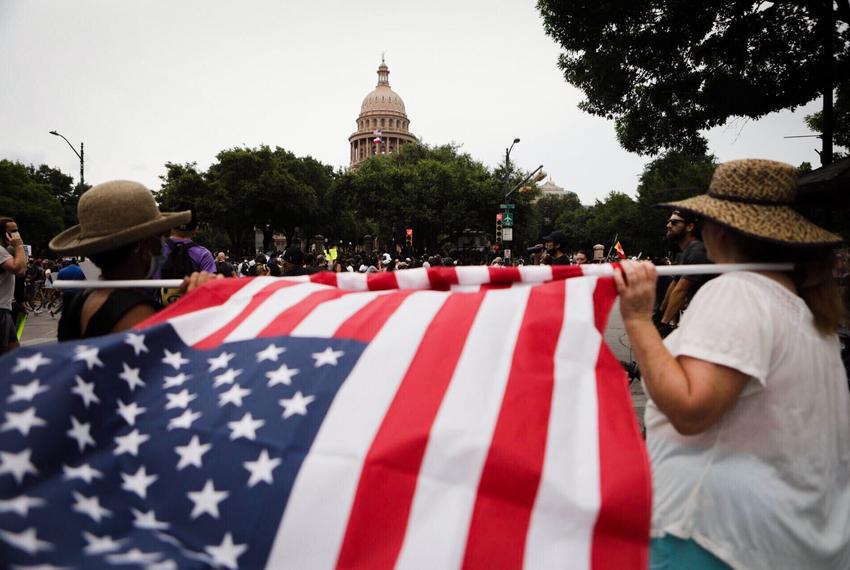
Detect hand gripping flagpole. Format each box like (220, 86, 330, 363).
(51, 263, 795, 290)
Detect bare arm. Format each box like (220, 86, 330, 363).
(615, 261, 748, 435)
(660, 277, 694, 324)
(0, 238, 27, 276)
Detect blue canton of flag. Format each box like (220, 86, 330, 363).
(0, 323, 365, 569)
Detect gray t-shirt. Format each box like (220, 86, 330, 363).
(0, 246, 14, 311)
(676, 239, 712, 289)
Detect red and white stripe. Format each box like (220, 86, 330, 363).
(139, 265, 650, 569)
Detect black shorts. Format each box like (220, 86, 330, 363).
(0, 309, 17, 352)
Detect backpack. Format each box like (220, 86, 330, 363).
(160, 239, 198, 279)
(158, 240, 200, 307)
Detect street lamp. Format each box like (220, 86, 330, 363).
(49, 130, 84, 189)
(505, 137, 520, 175)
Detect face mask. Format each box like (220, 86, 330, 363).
(144, 238, 168, 279)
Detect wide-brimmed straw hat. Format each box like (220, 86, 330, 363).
(659, 159, 842, 247)
(50, 180, 191, 256)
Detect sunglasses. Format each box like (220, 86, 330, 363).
(666, 219, 686, 225)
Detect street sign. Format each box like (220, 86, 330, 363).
(499, 203, 516, 210)
(502, 227, 513, 241)
(502, 212, 514, 227)
(503, 248, 512, 259)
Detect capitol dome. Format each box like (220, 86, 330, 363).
(360, 63, 407, 114)
(349, 58, 416, 168)
(361, 87, 406, 114)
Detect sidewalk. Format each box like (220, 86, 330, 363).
(605, 299, 647, 430)
(20, 310, 59, 347)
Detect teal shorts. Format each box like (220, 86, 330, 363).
(650, 535, 731, 570)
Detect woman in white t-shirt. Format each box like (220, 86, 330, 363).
(614, 159, 850, 570)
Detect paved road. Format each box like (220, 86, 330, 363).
(20, 310, 61, 347)
(605, 300, 648, 429)
(19, 297, 648, 427)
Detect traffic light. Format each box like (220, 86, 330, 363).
(405, 227, 413, 249)
(495, 213, 503, 244)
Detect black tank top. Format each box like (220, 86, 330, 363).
(58, 289, 158, 341)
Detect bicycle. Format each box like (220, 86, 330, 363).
(24, 280, 62, 315)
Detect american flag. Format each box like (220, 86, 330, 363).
(0, 266, 650, 569)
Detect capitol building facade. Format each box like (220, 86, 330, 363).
(349, 59, 416, 167)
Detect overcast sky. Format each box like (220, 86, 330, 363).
(1, 0, 825, 205)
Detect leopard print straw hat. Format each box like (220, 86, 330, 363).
(659, 159, 842, 246)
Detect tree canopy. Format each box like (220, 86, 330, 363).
(338, 143, 512, 254)
(0, 160, 65, 255)
(157, 146, 331, 254)
(537, 0, 850, 159)
(806, 78, 850, 155)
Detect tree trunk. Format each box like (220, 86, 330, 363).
(821, 0, 835, 166)
(262, 225, 274, 253)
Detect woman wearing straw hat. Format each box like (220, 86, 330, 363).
(615, 159, 850, 569)
(50, 180, 218, 340)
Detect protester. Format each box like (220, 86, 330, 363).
(542, 230, 569, 264)
(156, 208, 216, 305)
(0, 217, 28, 354)
(614, 159, 850, 569)
(56, 258, 86, 315)
(656, 209, 711, 335)
(574, 249, 588, 265)
(49, 180, 218, 341)
(214, 251, 235, 277)
(280, 246, 322, 276)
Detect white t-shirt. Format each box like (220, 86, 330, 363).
(645, 271, 850, 570)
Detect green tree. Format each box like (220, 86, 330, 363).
(537, 0, 850, 162)
(584, 191, 639, 256)
(553, 198, 591, 252)
(805, 80, 850, 158)
(633, 150, 717, 258)
(532, 192, 590, 252)
(346, 143, 504, 254)
(0, 160, 65, 256)
(157, 162, 237, 251)
(26, 164, 81, 228)
(158, 147, 332, 254)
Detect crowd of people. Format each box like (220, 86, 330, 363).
(1, 161, 849, 568)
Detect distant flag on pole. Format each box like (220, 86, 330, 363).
(372, 129, 383, 144)
(614, 241, 626, 259)
(0, 266, 650, 569)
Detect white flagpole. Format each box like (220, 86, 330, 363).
(52, 263, 795, 290)
(655, 263, 792, 276)
(53, 279, 184, 289)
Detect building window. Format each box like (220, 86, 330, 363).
(380, 119, 385, 127)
